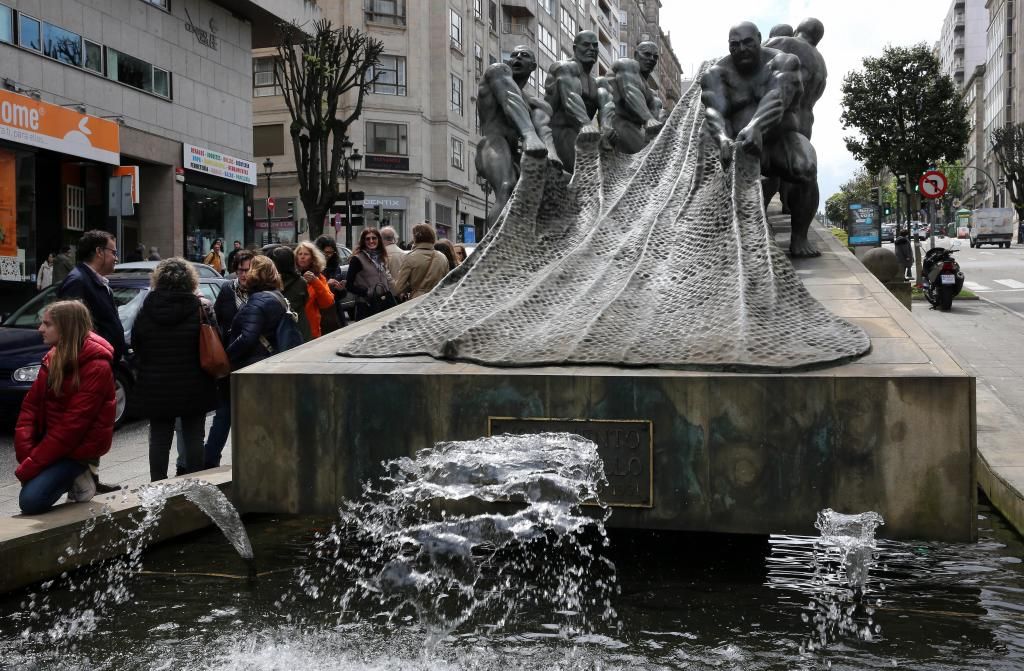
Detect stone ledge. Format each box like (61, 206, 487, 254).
(0, 467, 231, 594)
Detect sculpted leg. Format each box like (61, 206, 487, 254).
(778, 133, 820, 257)
(477, 136, 518, 225)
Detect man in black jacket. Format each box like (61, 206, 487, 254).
(57, 229, 125, 493)
(58, 230, 127, 361)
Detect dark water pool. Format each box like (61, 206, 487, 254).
(1, 503, 1021, 670)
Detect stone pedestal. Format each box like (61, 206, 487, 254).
(232, 223, 976, 541)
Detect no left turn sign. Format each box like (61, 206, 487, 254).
(919, 170, 948, 199)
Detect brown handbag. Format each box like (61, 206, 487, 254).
(198, 306, 230, 379)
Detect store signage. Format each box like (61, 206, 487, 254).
(183, 8, 218, 51)
(847, 202, 882, 246)
(0, 89, 120, 165)
(0, 149, 15, 258)
(364, 195, 408, 209)
(183, 144, 257, 185)
(364, 154, 410, 171)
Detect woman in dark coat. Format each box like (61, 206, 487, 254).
(346, 227, 396, 321)
(132, 257, 218, 481)
(226, 255, 288, 370)
(268, 245, 311, 342)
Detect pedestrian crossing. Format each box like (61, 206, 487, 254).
(963, 279, 1024, 292)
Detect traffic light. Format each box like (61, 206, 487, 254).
(883, 203, 892, 216)
(869, 187, 880, 202)
(373, 204, 384, 220)
(330, 192, 365, 228)
(286, 200, 294, 219)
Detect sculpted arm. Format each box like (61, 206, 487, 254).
(613, 60, 655, 123)
(482, 63, 535, 138)
(735, 53, 802, 152)
(529, 97, 562, 168)
(700, 68, 733, 156)
(550, 62, 591, 127)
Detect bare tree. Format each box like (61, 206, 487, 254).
(991, 124, 1024, 222)
(276, 20, 384, 238)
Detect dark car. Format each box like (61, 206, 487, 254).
(0, 273, 227, 427)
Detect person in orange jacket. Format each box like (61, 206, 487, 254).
(294, 241, 336, 339)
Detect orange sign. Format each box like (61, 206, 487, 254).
(0, 149, 15, 257)
(0, 89, 120, 165)
(113, 166, 140, 203)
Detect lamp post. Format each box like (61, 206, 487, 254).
(263, 158, 274, 243)
(340, 137, 363, 249)
(476, 174, 491, 234)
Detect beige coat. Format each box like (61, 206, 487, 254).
(385, 243, 406, 282)
(396, 243, 449, 298)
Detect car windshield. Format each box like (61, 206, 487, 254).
(2, 285, 147, 330)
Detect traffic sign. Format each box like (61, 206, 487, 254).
(267, 196, 275, 212)
(919, 170, 948, 199)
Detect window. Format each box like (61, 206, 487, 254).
(619, 43, 628, 58)
(450, 10, 463, 49)
(450, 73, 463, 115)
(142, 0, 169, 8)
(488, 1, 497, 31)
(451, 137, 464, 170)
(474, 0, 483, 20)
(538, 25, 556, 59)
(475, 42, 483, 74)
(528, 71, 538, 93)
(540, 0, 553, 14)
(43, 23, 83, 67)
(560, 7, 577, 38)
(365, 0, 406, 26)
(254, 125, 285, 156)
(0, 4, 12, 44)
(370, 55, 406, 95)
(367, 121, 408, 155)
(435, 204, 453, 229)
(84, 40, 103, 73)
(253, 57, 282, 97)
(107, 48, 170, 98)
(19, 14, 41, 51)
(577, 0, 586, 10)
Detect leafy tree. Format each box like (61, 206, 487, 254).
(991, 124, 1024, 222)
(276, 20, 384, 238)
(825, 191, 851, 226)
(840, 44, 970, 213)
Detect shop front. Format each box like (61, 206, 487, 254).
(182, 144, 255, 263)
(0, 89, 120, 310)
(364, 195, 408, 241)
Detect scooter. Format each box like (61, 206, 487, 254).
(921, 246, 964, 311)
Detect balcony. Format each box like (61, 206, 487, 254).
(501, 0, 536, 17)
(501, 22, 534, 39)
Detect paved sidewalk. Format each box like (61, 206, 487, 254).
(0, 415, 230, 516)
(913, 298, 1024, 536)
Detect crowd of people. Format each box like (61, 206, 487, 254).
(14, 226, 467, 514)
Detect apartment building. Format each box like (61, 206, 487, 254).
(0, 0, 317, 307)
(939, 0, 988, 91)
(982, 0, 1013, 207)
(963, 64, 988, 203)
(251, 0, 683, 246)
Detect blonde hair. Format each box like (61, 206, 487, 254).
(247, 254, 283, 292)
(294, 240, 326, 274)
(45, 300, 93, 396)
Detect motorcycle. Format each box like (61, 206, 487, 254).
(921, 246, 965, 311)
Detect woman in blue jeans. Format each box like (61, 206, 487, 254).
(15, 301, 116, 514)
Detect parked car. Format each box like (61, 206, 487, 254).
(0, 273, 227, 427)
(881, 223, 896, 242)
(115, 260, 223, 278)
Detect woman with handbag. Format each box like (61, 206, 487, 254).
(295, 241, 336, 339)
(132, 258, 218, 481)
(225, 255, 290, 369)
(346, 227, 397, 321)
(15, 300, 115, 514)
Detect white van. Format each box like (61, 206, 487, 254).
(970, 208, 1015, 248)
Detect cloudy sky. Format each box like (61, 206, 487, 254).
(660, 1, 949, 210)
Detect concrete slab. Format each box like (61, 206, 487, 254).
(232, 222, 977, 542)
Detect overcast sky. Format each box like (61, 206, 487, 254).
(659, 1, 949, 210)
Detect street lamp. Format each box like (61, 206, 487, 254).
(476, 174, 491, 234)
(340, 136, 363, 249)
(263, 158, 274, 243)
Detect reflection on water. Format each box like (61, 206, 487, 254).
(0, 506, 1022, 670)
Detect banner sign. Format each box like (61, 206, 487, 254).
(0, 149, 15, 257)
(0, 89, 120, 164)
(847, 202, 882, 246)
(183, 144, 257, 185)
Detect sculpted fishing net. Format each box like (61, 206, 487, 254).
(340, 74, 871, 371)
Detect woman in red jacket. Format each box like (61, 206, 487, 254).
(295, 240, 335, 338)
(15, 300, 116, 514)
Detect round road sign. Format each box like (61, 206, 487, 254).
(919, 170, 948, 199)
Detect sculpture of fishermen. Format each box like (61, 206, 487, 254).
(597, 41, 665, 154)
(544, 30, 601, 172)
(700, 21, 822, 257)
(475, 46, 559, 224)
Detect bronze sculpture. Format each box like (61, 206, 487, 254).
(544, 31, 601, 172)
(597, 41, 665, 154)
(475, 46, 557, 224)
(701, 21, 821, 257)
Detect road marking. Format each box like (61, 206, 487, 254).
(994, 278, 1024, 289)
(964, 281, 991, 292)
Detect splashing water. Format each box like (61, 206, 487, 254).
(16, 480, 253, 647)
(768, 508, 886, 657)
(280, 433, 619, 648)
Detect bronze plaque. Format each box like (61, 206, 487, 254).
(488, 418, 653, 508)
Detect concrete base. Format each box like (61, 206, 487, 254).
(0, 468, 232, 593)
(233, 223, 977, 542)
